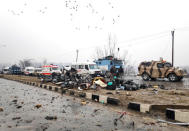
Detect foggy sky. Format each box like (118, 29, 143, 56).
(0, 0, 189, 66)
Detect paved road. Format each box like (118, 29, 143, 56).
(0, 78, 187, 131)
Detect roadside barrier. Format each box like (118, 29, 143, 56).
(128, 102, 151, 113)
(166, 108, 189, 123)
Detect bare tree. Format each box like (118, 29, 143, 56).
(108, 34, 117, 57)
(93, 34, 118, 60)
(93, 47, 104, 59)
(93, 34, 136, 76)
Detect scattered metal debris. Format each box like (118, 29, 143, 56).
(157, 119, 189, 126)
(45, 116, 57, 120)
(12, 117, 21, 120)
(114, 112, 127, 127)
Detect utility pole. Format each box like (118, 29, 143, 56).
(171, 30, 175, 66)
(117, 48, 120, 59)
(76, 49, 79, 63)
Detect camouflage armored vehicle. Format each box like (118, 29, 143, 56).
(138, 60, 186, 82)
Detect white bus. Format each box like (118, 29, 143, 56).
(71, 62, 101, 75)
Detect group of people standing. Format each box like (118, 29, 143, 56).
(110, 65, 124, 78)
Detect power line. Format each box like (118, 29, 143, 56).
(175, 26, 189, 31)
(118, 30, 170, 44)
(117, 33, 170, 48)
(40, 28, 188, 62)
(161, 40, 170, 57)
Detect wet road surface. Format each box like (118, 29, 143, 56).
(125, 76, 189, 89)
(0, 78, 188, 131)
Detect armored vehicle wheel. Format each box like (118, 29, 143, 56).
(142, 73, 150, 81)
(168, 73, 178, 82)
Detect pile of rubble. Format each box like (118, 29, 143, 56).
(43, 69, 163, 92)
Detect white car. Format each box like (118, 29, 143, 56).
(71, 62, 101, 75)
(64, 65, 71, 71)
(24, 67, 35, 75)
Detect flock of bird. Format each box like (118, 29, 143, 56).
(8, 0, 121, 31)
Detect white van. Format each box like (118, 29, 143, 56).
(2, 67, 10, 74)
(63, 65, 71, 71)
(42, 65, 61, 74)
(71, 62, 101, 75)
(24, 67, 35, 75)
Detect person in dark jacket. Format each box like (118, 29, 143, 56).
(110, 66, 116, 80)
(117, 66, 124, 78)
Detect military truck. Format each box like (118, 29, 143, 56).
(138, 60, 186, 82)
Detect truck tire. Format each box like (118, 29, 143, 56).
(142, 73, 150, 81)
(168, 73, 178, 82)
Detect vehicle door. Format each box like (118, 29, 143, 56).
(151, 62, 160, 78)
(163, 63, 172, 77)
(145, 62, 152, 76)
(156, 63, 164, 78)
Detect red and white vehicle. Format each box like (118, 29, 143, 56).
(41, 65, 61, 76)
(24, 67, 35, 75)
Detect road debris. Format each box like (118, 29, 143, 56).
(12, 99, 17, 103)
(16, 105, 22, 109)
(45, 116, 57, 120)
(0, 107, 3, 112)
(24, 120, 33, 123)
(114, 112, 127, 127)
(62, 109, 66, 113)
(93, 109, 100, 113)
(95, 124, 102, 127)
(51, 97, 55, 103)
(12, 117, 21, 120)
(81, 101, 87, 105)
(35, 104, 42, 109)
